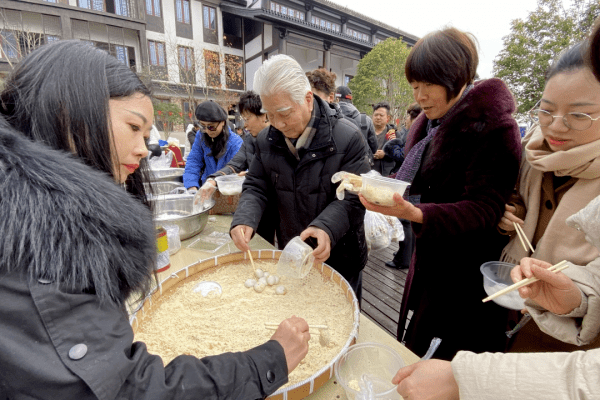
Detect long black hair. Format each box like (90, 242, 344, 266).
(204, 124, 231, 161)
(0, 40, 152, 204)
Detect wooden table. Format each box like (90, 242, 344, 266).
(158, 215, 420, 399)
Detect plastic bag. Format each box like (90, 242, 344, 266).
(382, 215, 404, 242)
(364, 210, 391, 252)
(192, 180, 217, 213)
(148, 151, 173, 169)
(162, 224, 181, 255)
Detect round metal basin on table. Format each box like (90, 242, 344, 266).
(145, 181, 184, 195)
(151, 194, 214, 240)
(149, 168, 184, 183)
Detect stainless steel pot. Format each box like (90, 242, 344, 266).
(151, 194, 215, 240)
(149, 168, 184, 182)
(145, 181, 184, 195)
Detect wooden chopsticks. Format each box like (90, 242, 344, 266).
(264, 322, 328, 330)
(241, 228, 256, 269)
(513, 222, 535, 253)
(482, 260, 569, 303)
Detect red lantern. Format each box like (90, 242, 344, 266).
(188, 113, 192, 118)
(157, 110, 162, 115)
(168, 111, 173, 116)
(179, 112, 183, 117)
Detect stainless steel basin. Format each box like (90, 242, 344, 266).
(151, 194, 215, 240)
(145, 181, 184, 195)
(149, 168, 184, 182)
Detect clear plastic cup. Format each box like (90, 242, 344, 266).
(276, 236, 315, 279)
(335, 342, 404, 400)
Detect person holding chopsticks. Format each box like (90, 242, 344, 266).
(497, 41, 600, 354)
(0, 40, 310, 399)
(388, 20, 600, 400)
(392, 193, 600, 400)
(359, 27, 522, 360)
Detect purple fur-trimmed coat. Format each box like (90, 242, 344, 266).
(398, 79, 521, 360)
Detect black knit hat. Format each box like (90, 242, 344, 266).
(195, 100, 228, 122)
(335, 86, 353, 101)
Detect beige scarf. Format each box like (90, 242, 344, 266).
(501, 126, 600, 266)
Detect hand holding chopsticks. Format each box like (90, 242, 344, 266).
(241, 228, 256, 269)
(513, 222, 535, 253)
(483, 260, 570, 303)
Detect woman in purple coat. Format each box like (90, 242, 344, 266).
(360, 27, 522, 360)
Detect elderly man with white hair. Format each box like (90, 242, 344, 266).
(230, 55, 371, 300)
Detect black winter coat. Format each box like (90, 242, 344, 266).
(398, 79, 522, 360)
(210, 133, 258, 177)
(0, 121, 287, 399)
(209, 134, 278, 245)
(232, 95, 371, 282)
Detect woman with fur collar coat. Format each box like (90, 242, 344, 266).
(0, 41, 308, 400)
(360, 28, 521, 360)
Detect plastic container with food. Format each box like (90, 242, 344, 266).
(480, 261, 526, 310)
(360, 174, 410, 207)
(214, 175, 245, 196)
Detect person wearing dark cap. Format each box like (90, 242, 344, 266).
(183, 100, 243, 190)
(335, 86, 378, 158)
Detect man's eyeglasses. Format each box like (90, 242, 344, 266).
(200, 122, 221, 131)
(529, 108, 600, 131)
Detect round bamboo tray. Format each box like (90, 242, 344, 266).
(129, 249, 360, 400)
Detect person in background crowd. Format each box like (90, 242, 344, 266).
(186, 121, 200, 150)
(235, 121, 245, 138)
(383, 102, 423, 271)
(360, 27, 521, 359)
(183, 100, 243, 190)
(371, 102, 397, 176)
(335, 85, 378, 164)
(306, 71, 373, 166)
(384, 102, 423, 177)
(199, 91, 277, 245)
(305, 68, 336, 103)
(498, 42, 600, 353)
(230, 55, 370, 301)
(0, 40, 309, 399)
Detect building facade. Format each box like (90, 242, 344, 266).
(0, 0, 418, 127)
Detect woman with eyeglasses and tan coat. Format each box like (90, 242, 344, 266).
(183, 100, 243, 190)
(497, 42, 600, 353)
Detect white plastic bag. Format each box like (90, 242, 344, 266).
(148, 151, 173, 169)
(364, 210, 391, 252)
(382, 215, 404, 242)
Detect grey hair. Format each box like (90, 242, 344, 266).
(253, 54, 311, 104)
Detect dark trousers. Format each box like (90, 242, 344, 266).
(392, 219, 414, 269)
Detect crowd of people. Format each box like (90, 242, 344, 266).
(0, 11, 599, 400)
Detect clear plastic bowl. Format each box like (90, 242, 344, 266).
(480, 261, 526, 310)
(214, 175, 245, 196)
(361, 174, 410, 206)
(276, 236, 315, 279)
(335, 342, 404, 400)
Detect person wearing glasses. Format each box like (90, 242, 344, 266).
(183, 100, 243, 191)
(496, 42, 600, 354)
(381, 23, 600, 400)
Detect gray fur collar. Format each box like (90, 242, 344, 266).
(0, 119, 155, 304)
